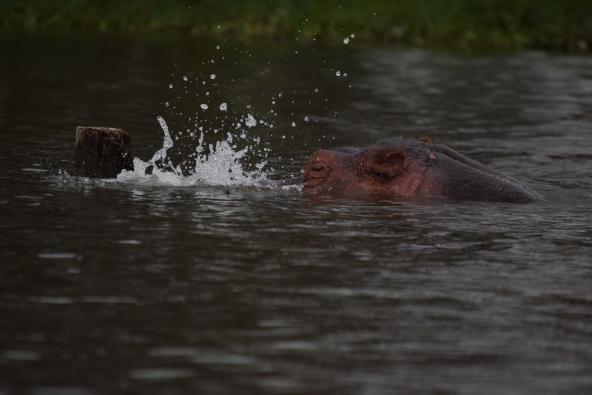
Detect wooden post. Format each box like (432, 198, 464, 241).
(73, 126, 133, 178)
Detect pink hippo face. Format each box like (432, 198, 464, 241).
(303, 137, 537, 203)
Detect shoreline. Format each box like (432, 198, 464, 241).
(1, 0, 591, 53)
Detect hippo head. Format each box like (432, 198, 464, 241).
(303, 137, 536, 203)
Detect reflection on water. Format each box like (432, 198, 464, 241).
(1, 35, 591, 395)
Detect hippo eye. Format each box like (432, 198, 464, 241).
(363, 149, 407, 180)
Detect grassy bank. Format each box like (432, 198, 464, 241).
(1, 0, 591, 52)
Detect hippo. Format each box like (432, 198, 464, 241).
(303, 137, 537, 203)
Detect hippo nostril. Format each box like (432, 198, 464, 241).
(306, 165, 330, 178)
(304, 161, 332, 188)
(304, 150, 336, 189)
(310, 163, 327, 172)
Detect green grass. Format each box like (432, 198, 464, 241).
(1, 0, 591, 51)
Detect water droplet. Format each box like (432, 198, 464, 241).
(200, 103, 208, 110)
(304, 116, 310, 122)
(343, 37, 350, 44)
(291, 122, 296, 127)
(168, 84, 173, 89)
(351, 33, 356, 38)
(335, 70, 342, 77)
(164, 102, 170, 107)
(245, 114, 257, 128)
(182, 75, 188, 82)
(210, 74, 216, 80)
(219, 102, 227, 111)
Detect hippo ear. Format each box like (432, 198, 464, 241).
(364, 149, 408, 179)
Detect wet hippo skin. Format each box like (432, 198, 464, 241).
(303, 137, 537, 203)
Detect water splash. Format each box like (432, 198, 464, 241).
(149, 116, 174, 167)
(117, 116, 269, 187)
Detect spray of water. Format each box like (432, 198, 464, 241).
(116, 116, 270, 187)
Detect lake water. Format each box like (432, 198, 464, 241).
(1, 35, 591, 395)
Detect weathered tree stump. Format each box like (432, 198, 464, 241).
(73, 126, 133, 178)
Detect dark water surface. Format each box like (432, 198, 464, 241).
(1, 35, 591, 395)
